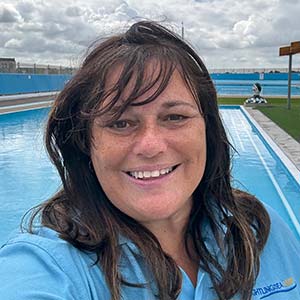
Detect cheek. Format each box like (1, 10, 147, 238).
(185, 126, 206, 160)
(91, 134, 110, 179)
(91, 145, 114, 175)
(90, 134, 129, 189)
(91, 147, 117, 200)
(91, 130, 116, 167)
(198, 131, 207, 160)
(187, 128, 207, 183)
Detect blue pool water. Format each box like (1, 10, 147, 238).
(0, 107, 299, 246)
(214, 80, 300, 96)
(221, 107, 300, 239)
(0, 109, 60, 245)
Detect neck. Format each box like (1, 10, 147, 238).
(142, 218, 199, 287)
(159, 229, 199, 287)
(142, 214, 187, 254)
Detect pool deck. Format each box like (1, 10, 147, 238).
(244, 107, 300, 172)
(1, 92, 300, 173)
(0, 92, 56, 114)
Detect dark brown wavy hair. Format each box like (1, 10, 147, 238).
(28, 21, 270, 300)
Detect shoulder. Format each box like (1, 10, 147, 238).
(1, 226, 96, 268)
(253, 204, 300, 299)
(262, 203, 300, 254)
(0, 227, 110, 300)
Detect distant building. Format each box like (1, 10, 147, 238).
(0, 58, 16, 73)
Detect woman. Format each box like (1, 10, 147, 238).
(0, 21, 299, 300)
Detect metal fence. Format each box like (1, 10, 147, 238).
(1, 59, 300, 75)
(209, 67, 300, 74)
(14, 62, 77, 75)
(0, 59, 78, 75)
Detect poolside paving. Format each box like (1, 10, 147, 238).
(0, 92, 55, 114)
(244, 106, 300, 171)
(1, 93, 300, 173)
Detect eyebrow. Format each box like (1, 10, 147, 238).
(104, 99, 199, 118)
(161, 100, 198, 110)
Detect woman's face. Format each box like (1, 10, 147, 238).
(90, 68, 206, 227)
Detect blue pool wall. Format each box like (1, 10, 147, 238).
(0, 73, 72, 95)
(211, 72, 300, 81)
(1, 72, 300, 95)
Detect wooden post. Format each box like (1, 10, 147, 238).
(287, 54, 292, 110)
(279, 41, 300, 110)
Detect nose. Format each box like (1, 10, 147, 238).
(132, 122, 168, 158)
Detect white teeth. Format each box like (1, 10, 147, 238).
(160, 169, 167, 175)
(144, 171, 151, 178)
(160, 167, 172, 175)
(151, 170, 160, 177)
(129, 167, 174, 179)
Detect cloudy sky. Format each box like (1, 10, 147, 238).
(0, 0, 300, 70)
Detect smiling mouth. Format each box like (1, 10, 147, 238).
(126, 165, 179, 180)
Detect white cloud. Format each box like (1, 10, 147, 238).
(0, 3, 23, 23)
(0, 0, 299, 68)
(15, 0, 35, 21)
(65, 6, 83, 17)
(4, 38, 22, 49)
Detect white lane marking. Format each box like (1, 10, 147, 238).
(241, 116, 300, 237)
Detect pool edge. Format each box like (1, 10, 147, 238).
(240, 105, 300, 185)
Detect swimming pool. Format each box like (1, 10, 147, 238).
(221, 107, 300, 239)
(215, 80, 300, 96)
(0, 107, 299, 245)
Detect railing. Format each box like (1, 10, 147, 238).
(1, 60, 300, 75)
(0, 62, 78, 75)
(15, 62, 78, 75)
(209, 67, 300, 74)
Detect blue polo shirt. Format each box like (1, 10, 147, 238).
(0, 205, 299, 300)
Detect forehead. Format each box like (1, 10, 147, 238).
(104, 62, 194, 102)
(104, 60, 161, 90)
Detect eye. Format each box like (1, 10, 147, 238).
(109, 120, 130, 129)
(107, 119, 139, 132)
(165, 114, 187, 121)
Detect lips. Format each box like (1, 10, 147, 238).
(126, 165, 179, 180)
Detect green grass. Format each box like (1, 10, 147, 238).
(217, 97, 300, 142)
